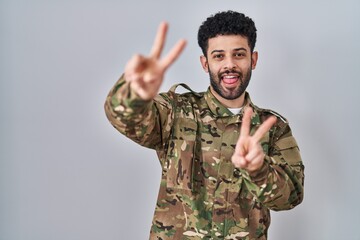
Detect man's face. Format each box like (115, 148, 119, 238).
(200, 35, 258, 101)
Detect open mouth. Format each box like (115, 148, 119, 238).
(221, 74, 240, 85)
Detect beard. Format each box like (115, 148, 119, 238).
(209, 65, 252, 100)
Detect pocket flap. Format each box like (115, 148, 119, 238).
(275, 136, 298, 150)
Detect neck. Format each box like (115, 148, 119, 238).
(210, 87, 246, 108)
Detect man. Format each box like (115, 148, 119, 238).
(105, 11, 304, 240)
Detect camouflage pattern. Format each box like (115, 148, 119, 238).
(105, 75, 304, 240)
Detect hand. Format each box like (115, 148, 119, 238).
(124, 22, 187, 100)
(231, 107, 277, 173)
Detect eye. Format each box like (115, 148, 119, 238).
(213, 54, 224, 59)
(234, 52, 246, 57)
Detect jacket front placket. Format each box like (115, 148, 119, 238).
(204, 90, 261, 238)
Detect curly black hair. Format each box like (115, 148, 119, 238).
(197, 11, 257, 56)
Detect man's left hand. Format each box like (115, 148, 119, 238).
(231, 107, 277, 173)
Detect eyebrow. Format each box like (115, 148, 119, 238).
(210, 50, 224, 55)
(210, 47, 248, 55)
(233, 47, 247, 52)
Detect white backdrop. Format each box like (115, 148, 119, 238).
(1, 0, 360, 239)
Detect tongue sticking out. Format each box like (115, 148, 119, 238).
(222, 76, 238, 84)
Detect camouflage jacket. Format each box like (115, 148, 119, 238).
(105, 75, 304, 240)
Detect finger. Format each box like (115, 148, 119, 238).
(150, 22, 168, 59)
(232, 155, 248, 168)
(130, 76, 144, 89)
(125, 54, 146, 77)
(246, 151, 265, 172)
(240, 107, 253, 137)
(245, 145, 264, 162)
(252, 116, 277, 142)
(126, 72, 142, 84)
(160, 39, 187, 70)
(247, 160, 263, 173)
(234, 137, 246, 156)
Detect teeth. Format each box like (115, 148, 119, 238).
(223, 76, 237, 79)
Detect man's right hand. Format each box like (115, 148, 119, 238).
(124, 22, 187, 100)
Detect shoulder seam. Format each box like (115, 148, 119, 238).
(259, 108, 288, 123)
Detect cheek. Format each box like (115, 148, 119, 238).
(239, 62, 252, 72)
(208, 63, 222, 74)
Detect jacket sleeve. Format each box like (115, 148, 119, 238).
(240, 119, 304, 211)
(104, 75, 174, 151)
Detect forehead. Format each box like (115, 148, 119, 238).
(207, 34, 250, 53)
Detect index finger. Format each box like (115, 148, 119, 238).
(240, 107, 253, 137)
(252, 116, 277, 142)
(150, 22, 168, 58)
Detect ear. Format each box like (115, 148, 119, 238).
(251, 51, 258, 70)
(200, 55, 209, 73)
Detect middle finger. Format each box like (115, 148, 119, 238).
(150, 22, 168, 59)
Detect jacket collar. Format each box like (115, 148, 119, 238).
(204, 88, 261, 126)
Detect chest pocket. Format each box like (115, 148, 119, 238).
(165, 118, 200, 190)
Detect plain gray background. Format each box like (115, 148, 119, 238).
(1, 0, 360, 239)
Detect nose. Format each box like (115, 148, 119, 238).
(223, 57, 237, 70)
